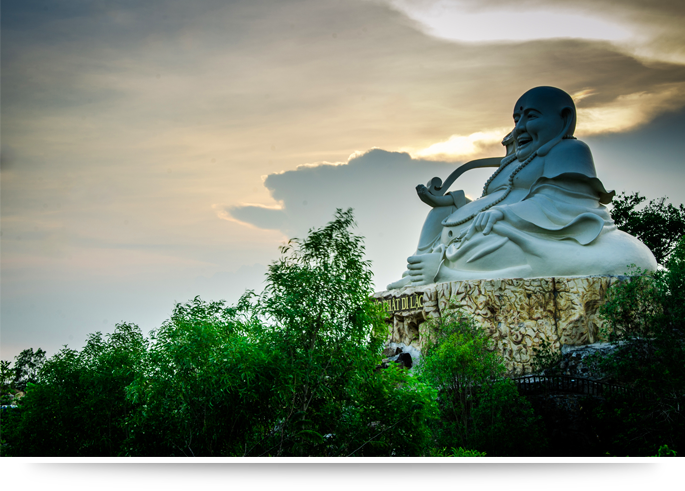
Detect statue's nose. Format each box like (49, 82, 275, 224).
(513, 117, 526, 136)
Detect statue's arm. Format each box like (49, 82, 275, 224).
(425, 157, 502, 196)
(416, 184, 455, 207)
(417, 157, 502, 208)
(416, 186, 471, 208)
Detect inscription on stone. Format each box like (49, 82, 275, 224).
(376, 293, 424, 313)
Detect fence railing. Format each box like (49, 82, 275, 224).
(512, 375, 641, 399)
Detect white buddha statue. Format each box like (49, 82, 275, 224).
(388, 86, 657, 290)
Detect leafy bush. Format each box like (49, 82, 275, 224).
(122, 209, 438, 457)
(2, 209, 439, 457)
(610, 192, 685, 265)
(3, 323, 147, 456)
(417, 307, 545, 456)
(429, 446, 486, 457)
(654, 444, 677, 457)
(11, 348, 47, 392)
(598, 237, 685, 388)
(587, 237, 685, 456)
(123, 296, 280, 456)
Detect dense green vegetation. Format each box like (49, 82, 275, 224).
(583, 235, 685, 456)
(2, 210, 440, 457)
(2, 194, 684, 457)
(417, 308, 545, 456)
(610, 192, 685, 266)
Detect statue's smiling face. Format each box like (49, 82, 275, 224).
(512, 92, 566, 161)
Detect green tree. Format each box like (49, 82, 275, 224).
(124, 209, 437, 457)
(1, 360, 14, 398)
(123, 295, 281, 456)
(12, 348, 46, 392)
(252, 208, 437, 456)
(3, 323, 147, 456)
(1, 360, 16, 415)
(256, 209, 407, 455)
(588, 237, 685, 456)
(5, 209, 437, 457)
(610, 192, 685, 265)
(418, 307, 545, 456)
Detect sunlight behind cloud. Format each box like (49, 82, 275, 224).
(413, 84, 685, 158)
(411, 128, 510, 161)
(389, 0, 634, 43)
(576, 84, 685, 135)
(295, 160, 347, 169)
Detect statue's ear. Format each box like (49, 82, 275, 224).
(537, 106, 575, 156)
(560, 106, 575, 138)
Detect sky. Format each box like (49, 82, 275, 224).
(2, 0, 685, 360)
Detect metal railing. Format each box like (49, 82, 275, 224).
(512, 375, 641, 399)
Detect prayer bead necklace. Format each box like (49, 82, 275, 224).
(441, 151, 537, 228)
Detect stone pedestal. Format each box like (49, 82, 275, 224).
(373, 275, 626, 375)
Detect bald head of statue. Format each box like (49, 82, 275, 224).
(512, 86, 577, 162)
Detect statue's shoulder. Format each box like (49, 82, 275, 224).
(541, 138, 597, 179)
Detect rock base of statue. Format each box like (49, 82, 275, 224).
(373, 275, 626, 375)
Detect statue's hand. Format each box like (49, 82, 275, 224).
(406, 252, 442, 286)
(416, 184, 453, 208)
(465, 209, 504, 240)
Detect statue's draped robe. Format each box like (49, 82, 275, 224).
(415, 139, 656, 282)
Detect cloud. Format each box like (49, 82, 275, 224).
(226, 149, 455, 233)
(576, 83, 685, 134)
(223, 204, 288, 230)
(3, 0, 685, 360)
(226, 101, 685, 289)
(386, 0, 685, 63)
(0, 145, 17, 172)
(583, 104, 685, 203)
(388, 0, 634, 43)
(411, 128, 511, 161)
(224, 148, 509, 288)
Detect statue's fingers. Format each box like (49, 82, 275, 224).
(483, 214, 497, 235)
(465, 223, 476, 241)
(474, 214, 485, 232)
(407, 255, 422, 264)
(476, 213, 487, 231)
(471, 215, 480, 231)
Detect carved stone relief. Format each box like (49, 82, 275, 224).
(374, 275, 624, 374)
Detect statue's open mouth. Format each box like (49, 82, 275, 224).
(517, 135, 532, 148)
